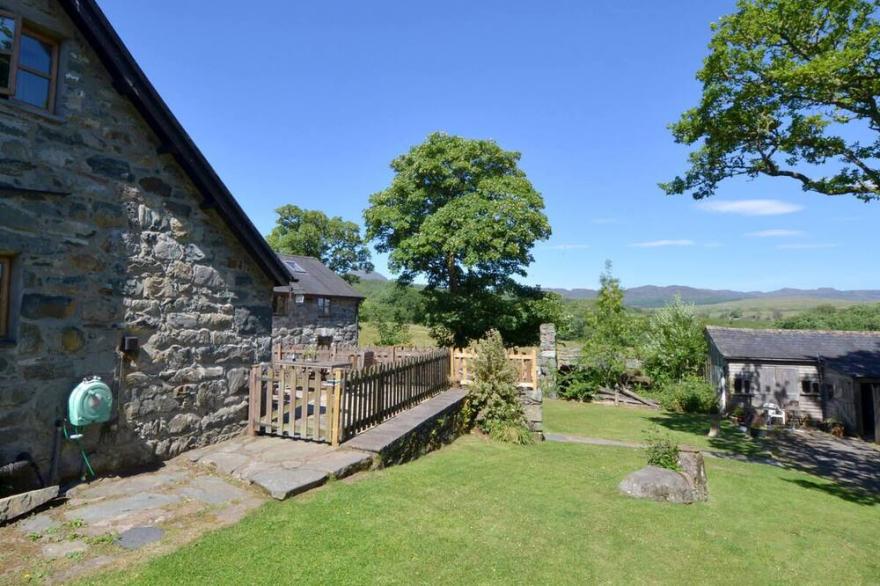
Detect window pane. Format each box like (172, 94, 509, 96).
(0, 54, 9, 90)
(15, 69, 49, 108)
(20, 33, 52, 73)
(0, 16, 16, 52)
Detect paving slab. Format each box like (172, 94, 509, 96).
(248, 467, 328, 500)
(0, 485, 60, 523)
(17, 512, 60, 535)
(64, 492, 181, 525)
(116, 526, 164, 550)
(41, 540, 89, 560)
(299, 449, 373, 478)
(176, 475, 252, 506)
(69, 470, 188, 500)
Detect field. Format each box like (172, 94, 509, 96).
(358, 322, 435, 347)
(85, 404, 880, 585)
(693, 296, 859, 324)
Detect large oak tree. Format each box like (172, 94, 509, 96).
(663, 0, 880, 201)
(365, 132, 553, 347)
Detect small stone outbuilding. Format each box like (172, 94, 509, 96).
(0, 0, 293, 481)
(706, 326, 880, 442)
(272, 255, 364, 347)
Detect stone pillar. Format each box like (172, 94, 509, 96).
(538, 323, 558, 399)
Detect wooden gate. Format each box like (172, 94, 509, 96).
(247, 364, 343, 445)
(450, 347, 539, 389)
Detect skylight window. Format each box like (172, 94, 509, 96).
(285, 260, 306, 274)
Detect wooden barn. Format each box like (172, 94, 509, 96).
(706, 326, 880, 442)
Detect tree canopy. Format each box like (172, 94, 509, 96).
(266, 205, 374, 277)
(663, 0, 880, 201)
(364, 132, 553, 346)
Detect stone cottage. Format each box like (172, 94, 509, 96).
(272, 254, 364, 347)
(706, 326, 880, 442)
(0, 0, 294, 482)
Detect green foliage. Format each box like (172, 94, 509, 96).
(373, 309, 412, 346)
(556, 368, 599, 402)
(659, 377, 719, 414)
(645, 428, 680, 471)
(570, 262, 641, 395)
(775, 303, 880, 331)
(364, 132, 552, 347)
(663, 0, 880, 201)
(466, 330, 532, 444)
(267, 205, 373, 279)
(641, 296, 709, 385)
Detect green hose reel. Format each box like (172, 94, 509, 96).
(68, 376, 113, 427)
(66, 376, 113, 479)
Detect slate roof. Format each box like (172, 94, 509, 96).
(274, 255, 365, 300)
(706, 326, 880, 378)
(58, 0, 291, 286)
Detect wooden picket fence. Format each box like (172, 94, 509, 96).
(449, 347, 539, 389)
(249, 349, 451, 445)
(338, 349, 450, 441)
(272, 342, 435, 368)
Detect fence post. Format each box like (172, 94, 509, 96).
(331, 368, 343, 446)
(247, 365, 258, 436)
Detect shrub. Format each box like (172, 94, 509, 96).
(556, 367, 601, 401)
(375, 317, 411, 346)
(645, 428, 679, 470)
(466, 330, 532, 444)
(659, 377, 718, 414)
(640, 296, 708, 386)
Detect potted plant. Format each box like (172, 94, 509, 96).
(749, 412, 767, 438)
(730, 405, 746, 426)
(824, 418, 845, 438)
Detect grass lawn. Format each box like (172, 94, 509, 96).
(85, 435, 879, 585)
(544, 399, 768, 457)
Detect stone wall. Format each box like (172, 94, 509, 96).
(272, 295, 359, 347)
(518, 323, 555, 439)
(0, 0, 275, 480)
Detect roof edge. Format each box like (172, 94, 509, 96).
(59, 0, 291, 286)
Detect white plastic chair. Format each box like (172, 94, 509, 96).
(763, 403, 786, 426)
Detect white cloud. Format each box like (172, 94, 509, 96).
(697, 199, 803, 216)
(542, 243, 590, 251)
(745, 229, 804, 238)
(631, 239, 695, 248)
(776, 243, 839, 250)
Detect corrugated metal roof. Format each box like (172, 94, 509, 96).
(274, 255, 365, 299)
(706, 326, 880, 378)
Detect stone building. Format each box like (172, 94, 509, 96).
(272, 255, 364, 347)
(706, 326, 880, 442)
(0, 0, 293, 481)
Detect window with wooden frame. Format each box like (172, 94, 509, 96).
(800, 378, 821, 396)
(272, 293, 289, 317)
(317, 297, 331, 317)
(0, 11, 59, 112)
(0, 255, 11, 339)
(733, 373, 752, 395)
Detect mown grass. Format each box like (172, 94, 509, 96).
(84, 433, 879, 585)
(544, 400, 767, 457)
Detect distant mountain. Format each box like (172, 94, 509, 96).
(349, 270, 388, 282)
(548, 286, 880, 308)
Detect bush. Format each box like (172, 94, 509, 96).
(556, 367, 599, 402)
(466, 330, 532, 444)
(640, 296, 708, 386)
(645, 428, 679, 470)
(659, 377, 718, 414)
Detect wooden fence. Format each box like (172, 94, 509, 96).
(449, 347, 539, 389)
(338, 349, 450, 441)
(247, 363, 343, 444)
(272, 343, 435, 368)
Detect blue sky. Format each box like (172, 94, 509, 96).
(100, 0, 876, 292)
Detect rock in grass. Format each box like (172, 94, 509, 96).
(618, 466, 695, 504)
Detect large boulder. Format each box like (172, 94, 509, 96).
(618, 466, 695, 504)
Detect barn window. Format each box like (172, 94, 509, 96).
(801, 379, 821, 395)
(0, 255, 11, 338)
(733, 374, 752, 394)
(272, 293, 289, 316)
(0, 12, 59, 112)
(317, 297, 331, 317)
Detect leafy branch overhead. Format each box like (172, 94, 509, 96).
(663, 0, 880, 201)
